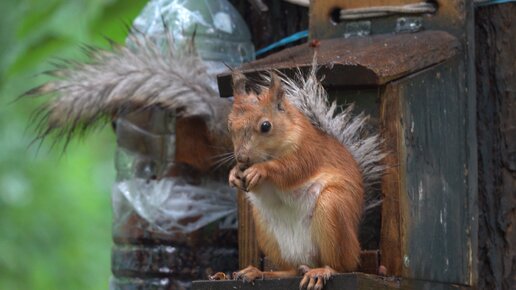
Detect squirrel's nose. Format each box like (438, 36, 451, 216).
(236, 154, 250, 164)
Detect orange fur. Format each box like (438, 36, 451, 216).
(228, 73, 364, 286)
(175, 116, 217, 172)
(168, 116, 232, 181)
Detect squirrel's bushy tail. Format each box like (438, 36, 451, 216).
(27, 33, 229, 144)
(280, 66, 386, 205)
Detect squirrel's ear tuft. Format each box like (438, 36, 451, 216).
(269, 72, 284, 106)
(232, 71, 247, 97)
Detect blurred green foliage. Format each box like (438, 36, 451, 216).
(0, 0, 147, 289)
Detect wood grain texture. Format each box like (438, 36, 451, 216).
(218, 31, 460, 97)
(400, 59, 472, 284)
(193, 273, 472, 290)
(309, 0, 467, 40)
(264, 251, 381, 275)
(237, 190, 261, 269)
(475, 4, 516, 290)
(357, 250, 380, 275)
(379, 83, 405, 277)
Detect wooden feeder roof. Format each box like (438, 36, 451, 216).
(217, 30, 460, 97)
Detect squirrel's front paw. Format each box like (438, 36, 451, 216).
(243, 165, 266, 191)
(229, 166, 246, 191)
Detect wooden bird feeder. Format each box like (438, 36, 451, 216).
(197, 0, 481, 289)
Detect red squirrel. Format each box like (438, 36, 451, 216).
(227, 72, 364, 290)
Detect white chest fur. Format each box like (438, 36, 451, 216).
(246, 181, 322, 267)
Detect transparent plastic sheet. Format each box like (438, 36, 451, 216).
(115, 0, 251, 236)
(113, 115, 237, 234)
(110, 1, 253, 288)
(131, 0, 255, 66)
(114, 176, 237, 234)
(111, 109, 238, 290)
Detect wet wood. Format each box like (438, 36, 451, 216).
(192, 272, 471, 290)
(398, 59, 472, 284)
(475, 3, 516, 290)
(262, 250, 380, 275)
(378, 84, 405, 277)
(237, 190, 261, 269)
(309, 0, 467, 41)
(357, 250, 380, 275)
(217, 31, 459, 97)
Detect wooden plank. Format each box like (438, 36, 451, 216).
(237, 190, 261, 269)
(217, 31, 460, 97)
(194, 274, 360, 290)
(263, 251, 380, 275)
(310, 0, 420, 40)
(192, 273, 472, 290)
(463, 0, 477, 286)
(309, 0, 467, 41)
(378, 83, 405, 277)
(475, 3, 516, 289)
(399, 58, 472, 284)
(357, 250, 380, 275)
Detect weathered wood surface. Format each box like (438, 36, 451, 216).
(237, 190, 261, 269)
(192, 273, 471, 290)
(475, 4, 516, 290)
(309, 0, 468, 41)
(357, 250, 381, 275)
(218, 31, 460, 97)
(262, 250, 380, 275)
(398, 59, 473, 284)
(379, 84, 406, 277)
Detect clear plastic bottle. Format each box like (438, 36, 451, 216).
(111, 108, 238, 290)
(131, 0, 255, 92)
(110, 1, 254, 289)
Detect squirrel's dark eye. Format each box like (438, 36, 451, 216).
(260, 121, 272, 133)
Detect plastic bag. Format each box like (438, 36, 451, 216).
(113, 113, 237, 234)
(114, 178, 236, 234)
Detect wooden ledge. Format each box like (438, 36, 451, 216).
(192, 273, 471, 290)
(217, 30, 460, 97)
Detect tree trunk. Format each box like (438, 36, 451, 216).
(475, 4, 516, 290)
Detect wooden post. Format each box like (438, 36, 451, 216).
(379, 84, 405, 277)
(237, 191, 261, 269)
